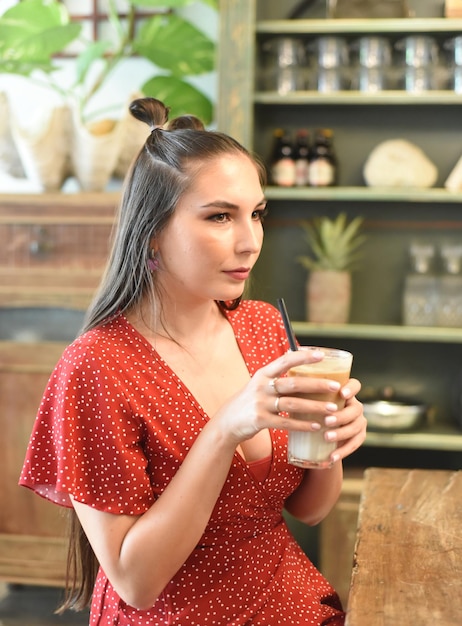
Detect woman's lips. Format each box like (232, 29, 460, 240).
(224, 268, 251, 280)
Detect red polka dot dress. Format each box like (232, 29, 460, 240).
(20, 300, 345, 625)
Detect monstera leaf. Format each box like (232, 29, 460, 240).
(142, 75, 213, 124)
(0, 0, 81, 74)
(134, 13, 215, 77)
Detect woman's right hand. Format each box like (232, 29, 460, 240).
(212, 348, 342, 445)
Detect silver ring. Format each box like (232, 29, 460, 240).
(274, 395, 281, 413)
(269, 377, 279, 393)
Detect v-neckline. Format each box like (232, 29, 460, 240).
(119, 312, 274, 467)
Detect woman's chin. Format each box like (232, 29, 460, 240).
(216, 287, 245, 303)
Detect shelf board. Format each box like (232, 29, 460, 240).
(265, 186, 462, 203)
(292, 321, 462, 343)
(257, 18, 462, 35)
(254, 90, 462, 105)
(364, 423, 462, 452)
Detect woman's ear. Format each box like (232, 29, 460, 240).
(148, 247, 160, 272)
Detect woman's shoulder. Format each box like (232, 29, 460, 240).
(59, 314, 139, 370)
(229, 300, 285, 336)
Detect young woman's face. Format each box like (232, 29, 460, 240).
(155, 153, 267, 305)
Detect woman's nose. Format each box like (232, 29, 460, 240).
(236, 219, 262, 254)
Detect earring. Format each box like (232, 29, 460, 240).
(148, 249, 160, 272)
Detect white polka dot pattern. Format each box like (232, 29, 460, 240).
(20, 300, 345, 625)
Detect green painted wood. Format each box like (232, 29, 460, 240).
(364, 426, 462, 452)
(292, 321, 462, 343)
(254, 91, 462, 105)
(256, 17, 462, 35)
(216, 0, 256, 147)
(264, 186, 462, 203)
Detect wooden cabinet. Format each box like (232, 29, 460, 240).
(0, 342, 68, 585)
(0, 193, 117, 586)
(217, 0, 462, 589)
(217, 0, 462, 450)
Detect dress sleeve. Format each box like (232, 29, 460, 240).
(19, 340, 155, 515)
(228, 301, 294, 374)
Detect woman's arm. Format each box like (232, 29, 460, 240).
(71, 416, 238, 610)
(284, 462, 343, 526)
(284, 380, 366, 525)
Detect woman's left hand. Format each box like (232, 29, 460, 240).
(323, 378, 367, 463)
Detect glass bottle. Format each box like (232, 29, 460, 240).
(308, 128, 337, 187)
(436, 244, 462, 327)
(402, 243, 437, 326)
(269, 128, 296, 187)
(293, 128, 311, 186)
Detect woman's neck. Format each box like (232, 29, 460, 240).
(164, 306, 226, 346)
(129, 297, 226, 347)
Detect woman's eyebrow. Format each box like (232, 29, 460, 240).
(201, 200, 239, 209)
(201, 197, 267, 209)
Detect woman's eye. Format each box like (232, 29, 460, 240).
(253, 206, 268, 222)
(209, 213, 230, 223)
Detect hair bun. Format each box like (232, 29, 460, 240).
(167, 115, 205, 131)
(129, 97, 169, 129)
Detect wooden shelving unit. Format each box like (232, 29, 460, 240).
(217, 1, 462, 458)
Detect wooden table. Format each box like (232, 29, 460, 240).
(346, 467, 462, 626)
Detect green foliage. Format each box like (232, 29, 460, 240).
(297, 213, 366, 272)
(0, 0, 81, 75)
(142, 75, 213, 121)
(134, 14, 215, 76)
(130, 0, 191, 6)
(0, 0, 217, 123)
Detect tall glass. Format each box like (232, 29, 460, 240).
(287, 347, 353, 469)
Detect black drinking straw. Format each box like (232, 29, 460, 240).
(277, 298, 298, 352)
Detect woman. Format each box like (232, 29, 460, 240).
(20, 98, 366, 625)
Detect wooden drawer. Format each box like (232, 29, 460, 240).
(0, 193, 118, 308)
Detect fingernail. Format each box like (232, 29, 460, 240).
(325, 415, 337, 426)
(341, 386, 351, 398)
(328, 381, 341, 391)
(331, 453, 340, 464)
(326, 402, 338, 412)
(311, 422, 321, 431)
(309, 349, 324, 360)
(325, 431, 337, 441)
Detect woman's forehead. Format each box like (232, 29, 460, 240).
(186, 152, 261, 184)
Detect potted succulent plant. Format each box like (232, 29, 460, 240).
(0, 0, 217, 191)
(297, 213, 366, 323)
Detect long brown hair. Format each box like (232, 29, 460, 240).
(58, 97, 266, 612)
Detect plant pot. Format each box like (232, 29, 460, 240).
(0, 93, 24, 179)
(113, 93, 150, 180)
(11, 105, 71, 191)
(306, 270, 351, 323)
(70, 109, 124, 192)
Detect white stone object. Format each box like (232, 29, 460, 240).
(445, 155, 462, 191)
(363, 138, 438, 188)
